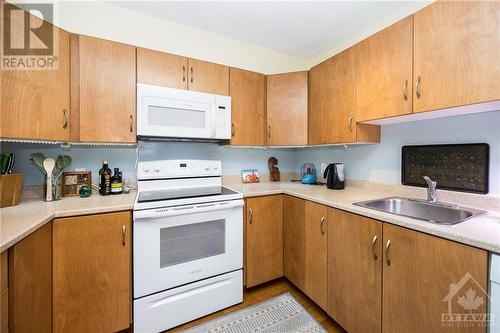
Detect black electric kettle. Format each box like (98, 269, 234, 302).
(323, 163, 345, 190)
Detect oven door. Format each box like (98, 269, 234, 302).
(137, 84, 214, 139)
(133, 199, 243, 298)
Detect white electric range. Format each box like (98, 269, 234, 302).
(133, 160, 243, 333)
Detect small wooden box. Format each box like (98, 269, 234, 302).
(0, 174, 23, 208)
(62, 171, 92, 197)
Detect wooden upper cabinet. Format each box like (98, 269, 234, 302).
(77, 35, 136, 143)
(53, 211, 131, 333)
(304, 201, 328, 309)
(283, 195, 305, 291)
(309, 47, 379, 145)
(414, 1, 500, 113)
(9, 222, 52, 333)
(309, 48, 356, 144)
(137, 47, 188, 89)
(1, 21, 70, 141)
(357, 15, 413, 121)
(229, 68, 266, 145)
(327, 208, 382, 333)
(187, 58, 229, 95)
(383, 224, 488, 333)
(266, 71, 308, 146)
(245, 196, 283, 287)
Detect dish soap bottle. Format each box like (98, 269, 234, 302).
(99, 161, 112, 196)
(110, 168, 123, 195)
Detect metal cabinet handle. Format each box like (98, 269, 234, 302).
(348, 116, 354, 133)
(320, 216, 326, 235)
(268, 126, 271, 138)
(63, 109, 68, 129)
(385, 239, 392, 266)
(122, 225, 126, 246)
(248, 208, 253, 224)
(415, 76, 421, 99)
(371, 235, 378, 260)
(129, 115, 133, 133)
(403, 80, 409, 101)
(231, 123, 235, 137)
(190, 67, 194, 83)
(182, 66, 186, 82)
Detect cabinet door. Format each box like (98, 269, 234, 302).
(229, 68, 266, 146)
(78, 36, 136, 143)
(309, 47, 365, 144)
(53, 211, 131, 333)
(283, 195, 305, 291)
(0, 289, 7, 333)
(383, 224, 488, 333)
(308, 46, 380, 145)
(9, 222, 52, 333)
(414, 1, 500, 113)
(304, 201, 327, 309)
(327, 208, 382, 333)
(188, 58, 229, 95)
(0, 252, 6, 333)
(357, 16, 413, 121)
(1, 22, 70, 140)
(137, 47, 188, 89)
(245, 196, 283, 287)
(266, 71, 308, 146)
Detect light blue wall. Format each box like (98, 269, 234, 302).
(296, 111, 500, 195)
(0, 141, 298, 186)
(2, 111, 499, 195)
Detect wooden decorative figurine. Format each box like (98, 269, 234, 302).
(268, 157, 280, 182)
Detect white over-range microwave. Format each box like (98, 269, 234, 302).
(137, 83, 232, 140)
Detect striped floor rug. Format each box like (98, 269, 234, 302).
(181, 292, 327, 333)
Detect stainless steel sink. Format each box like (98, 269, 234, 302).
(354, 197, 486, 225)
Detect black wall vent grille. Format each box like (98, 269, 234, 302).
(401, 143, 489, 194)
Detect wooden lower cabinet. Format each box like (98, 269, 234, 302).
(0, 251, 7, 333)
(382, 224, 488, 333)
(304, 201, 328, 309)
(0, 289, 7, 333)
(9, 222, 52, 333)
(283, 196, 305, 291)
(245, 196, 283, 287)
(53, 211, 132, 333)
(327, 208, 382, 333)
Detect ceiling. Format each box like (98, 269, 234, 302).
(107, 1, 428, 59)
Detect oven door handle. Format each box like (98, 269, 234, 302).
(134, 199, 244, 219)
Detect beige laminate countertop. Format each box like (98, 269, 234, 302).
(1, 181, 499, 254)
(225, 181, 500, 254)
(0, 192, 136, 252)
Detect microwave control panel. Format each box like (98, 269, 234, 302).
(214, 95, 231, 139)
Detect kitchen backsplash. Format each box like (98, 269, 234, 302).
(294, 111, 500, 196)
(2, 110, 499, 196)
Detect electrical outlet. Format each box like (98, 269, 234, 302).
(320, 163, 327, 174)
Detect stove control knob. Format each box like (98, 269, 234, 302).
(143, 168, 150, 173)
(154, 168, 161, 173)
(204, 166, 210, 171)
(213, 166, 219, 170)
